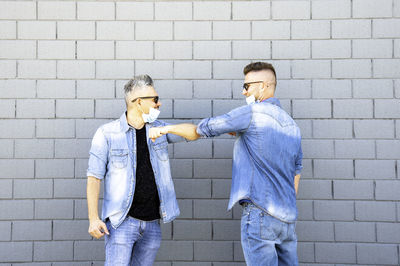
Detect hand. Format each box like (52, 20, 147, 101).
(228, 132, 237, 136)
(149, 126, 169, 142)
(88, 219, 109, 239)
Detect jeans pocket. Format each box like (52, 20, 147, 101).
(260, 213, 280, 241)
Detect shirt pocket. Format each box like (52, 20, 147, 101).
(110, 149, 129, 169)
(153, 141, 169, 161)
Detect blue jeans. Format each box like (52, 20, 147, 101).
(241, 203, 298, 266)
(105, 216, 161, 266)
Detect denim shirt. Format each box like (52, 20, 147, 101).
(87, 112, 182, 229)
(197, 98, 302, 223)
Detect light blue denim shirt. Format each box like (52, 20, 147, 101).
(197, 98, 302, 223)
(87, 112, 182, 229)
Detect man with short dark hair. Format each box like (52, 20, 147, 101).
(86, 74, 198, 265)
(196, 62, 302, 265)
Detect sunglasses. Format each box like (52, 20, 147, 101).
(131, 96, 159, 104)
(243, 81, 264, 91)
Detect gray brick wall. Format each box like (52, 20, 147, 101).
(0, 0, 399, 265)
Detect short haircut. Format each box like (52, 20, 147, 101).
(124, 74, 153, 97)
(243, 62, 277, 85)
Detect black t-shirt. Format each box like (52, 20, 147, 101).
(128, 126, 161, 221)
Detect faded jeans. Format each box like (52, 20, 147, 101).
(241, 203, 298, 266)
(105, 216, 161, 266)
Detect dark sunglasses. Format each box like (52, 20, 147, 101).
(243, 81, 264, 91)
(131, 96, 159, 104)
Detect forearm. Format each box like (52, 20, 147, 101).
(165, 123, 200, 141)
(87, 176, 101, 221)
(294, 174, 301, 195)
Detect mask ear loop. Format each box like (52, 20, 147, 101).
(257, 82, 265, 102)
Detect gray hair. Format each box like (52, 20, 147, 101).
(124, 74, 154, 96)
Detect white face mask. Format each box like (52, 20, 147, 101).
(246, 95, 256, 105)
(142, 107, 160, 123)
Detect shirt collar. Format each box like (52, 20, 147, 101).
(260, 97, 281, 108)
(119, 112, 130, 133)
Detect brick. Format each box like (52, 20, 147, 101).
(18, 21, 55, 40)
(0, 119, 35, 138)
(273, 79, 311, 99)
(38, 1, 76, 20)
(252, 21, 290, 40)
(333, 99, 373, 118)
(213, 100, 243, 116)
(0, 140, 13, 159)
(155, 2, 192, 20)
(97, 22, 135, 41)
(0, 222, 11, 241)
(314, 200, 354, 221)
(292, 100, 331, 119)
(95, 99, 127, 119)
(35, 199, 73, 219)
(177, 199, 193, 219)
(37, 80, 75, 99)
(312, 0, 351, 19)
(374, 59, 400, 78)
(272, 41, 310, 59)
(213, 139, 235, 159)
(233, 1, 270, 20)
(295, 120, 312, 139)
(154, 80, 192, 99)
(156, 241, 193, 261)
(353, 39, 392, 59)
(0, 180, 12, 199)
(0, 159, 34, 179)
(356, 201, 396, 222)
(377, 140, 400, 159)
(74, 199, 89, 219)
(377, 223, 400, 243)
(14, 179, 53, 199)
(397, 119, 400, 137)
(375, 99, 400, 118)
(116, 2, 153, 20)
(297, 221, 334, 241)
(34, 241, 73, 262)
(0, 40, 36, 59)
(272, 1, 310, 19)
(292, 60, 331, 78)
(0, 242, 32, 263)
(194, 41, 231, 60)
(373, 19, 400, 38)
(0, 100, 15, 118)
(335, 140, 375, 159)
(297, 180, 332, 199)
(213, 220, 240, 240)
(55, 139, 91, 159)
(96, 60, 134, 79)
(395, 40, 400, 58)
(36, 159, 74, 178)
(75, 158, 90, 178)
(302, 139, 334, 159)
(12, 221, 51, 241)
(376, 181, 400, 200)
(155, 41, 192, 60)
(334, 180, 373, 199)
(0, 21, 16, 39)
(175, 179, 211, 199)
(335, 222, 375, 242)
(297, 200, 313, 220)
(213, 22, 251, 40)
(174, 61, 211, 79)
(173, 220, 211, 240)
(355, 160, 396, 179)
(38, 41, 75, 59)
(1, 1, 35, 18)
(315, 243, 356, 264)
(74, 241, 104, 261)
(53, 220, 90, 240)
(56, 99, 93, 118)
(0, 61, 16, 79)
(232, 41, 270, 60)
(194, 199, 231, 219)
(77, 2, 114, 20)
(174, 263, 210, 266)
(170, 159, 192, 178)
(175, 22, 212, 40)
(353, 0, 392, 18)
(292, 20, 330, 39)
(15, 139, 54, 159)
(314, 159, 353, 179)
(116, 41, 153, 59)
(57, 60, 95, 79)
(18, 60, 56, 79)
(300, 159, 313, 178)
(212, 179, 231, 199)
(332, 20, 371, 39)
(136, 22, 173, 41)
(313, 120, 352, 139)
(174, 140, 212, 160)
(353, 79, 393, 98)
(333, 59, 372, 78)
(312, 40, 351, 59)
(395, 0, 400, 17)
(354, 120, 394, 139)
(77, 41, 114, 59)
(298, 242, 314, 263)
(77, 80, 114, 99)
(194, 2, 230, 20)
(57, 22, 95, 40)
(54, 179, 86, 199)
(357, 244, 398, 265)
(0, 200, 33, 220)
(194, 241, 233, 261)
(135, 60, 172, 80)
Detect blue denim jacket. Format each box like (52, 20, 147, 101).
(197, 98, 302, 223)
(87, 112, 182, 229)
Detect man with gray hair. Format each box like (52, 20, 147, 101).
(86, 74, 199, 265)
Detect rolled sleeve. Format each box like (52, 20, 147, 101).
(87, 128, 108, 180)
(294, 144, 303, 175)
